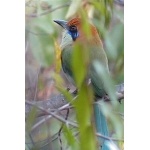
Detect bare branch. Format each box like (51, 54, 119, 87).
(26, 100, 124, 142)
(25, 82, 124, 142)
(31, 115, 51, 131)
(31, 103, 73, 131)
(25, 100, 78, 128)
(58, 109, 70, 150)
(26, 2, 70, 18)
(33, 65, 41, 101)
(96, 133, 124, 142)
(26, 83, 124, 115)
(25, 94, 67, 114)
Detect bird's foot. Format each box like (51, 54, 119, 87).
(66, 87, 70, 91)
(66, 87, 78, 96)
(103, 95, 110, 101)
(72, 89, 78, 96)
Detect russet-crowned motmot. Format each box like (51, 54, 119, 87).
(54, 18, 111, 150)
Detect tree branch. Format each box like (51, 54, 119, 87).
(26, 83, 124, 115)
(25, 94, 67, 114)
(96, 133, 124, 142)
(25, 100, 78, 128)
(26, 98, 124, 142)
(25, 3, 70, 18)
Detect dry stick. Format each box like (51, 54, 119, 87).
(33, 65, 41, 101)
(26, 130, 76, 146)
(40, 128, 79, 149)
(28, 133, 35, 147)
(26, 127, 76, 145)
(26, 101, 123, 142)
(25, 83, 124, 115)
(25, 2, 70, 18)
(96, 133, 124, 142)
(31, 115, 52, 131)
(26, 101, 78, 128)
(31, 103, 73, 131)
(58, 109, 70, 150)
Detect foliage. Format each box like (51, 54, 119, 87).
(25, 0, 124, 150)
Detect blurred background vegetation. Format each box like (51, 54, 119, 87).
(25, 0, 124, 150)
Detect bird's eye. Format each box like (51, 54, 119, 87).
(69, 25, 77, 32)
(68, 25, 78, 41)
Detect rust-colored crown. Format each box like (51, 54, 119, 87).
(67, 18, 81, 27)
(67, 17, 103, 46)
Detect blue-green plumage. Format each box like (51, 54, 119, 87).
(94, 104, 110, 150)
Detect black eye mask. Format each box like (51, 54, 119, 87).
(68, 25, 79, 41)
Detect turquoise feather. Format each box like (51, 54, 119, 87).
(94, 103, 110, 150)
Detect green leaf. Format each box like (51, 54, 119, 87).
(72, 43, 88, 88)
(66, 0, 82, 18)
(94, 61, 117, 104)
(73, 83, 97, 150)
(63, 125, 79, 150)
(26, 106, 37, 132)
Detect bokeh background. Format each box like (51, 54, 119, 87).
(25, 0, 124, 150)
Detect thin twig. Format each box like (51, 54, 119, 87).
(42, 128, 79, 150)
(96, 133, 124, 142)
(25, 94, 68, 114)
(31, 107, 72, 131)
(26, 2, 70, 18)
(29, 133, 35, 146)
(36, 98, 74, 117)
(58, 109, 70, 150)
(26, 101, 123, 142)
(31, 115, 51, 131)
(26, 127, 76, 145)
(31, 102, 73, 131)
(25, 100, 78, 128)
(33, 65, 41, 101)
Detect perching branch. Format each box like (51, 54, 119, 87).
(26, 83, 124, 141)
(26, 83, 124, 114)
(25, 94, 67, 114)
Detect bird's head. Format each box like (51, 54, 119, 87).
(54, 18, 103, 49)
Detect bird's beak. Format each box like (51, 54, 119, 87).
(53, 20, 68, 29)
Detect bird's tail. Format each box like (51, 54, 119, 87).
(94, 103, 110, 150)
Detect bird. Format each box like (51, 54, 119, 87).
(54, 17, 111, 150)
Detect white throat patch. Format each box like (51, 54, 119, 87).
(60, 30, 73, 49)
